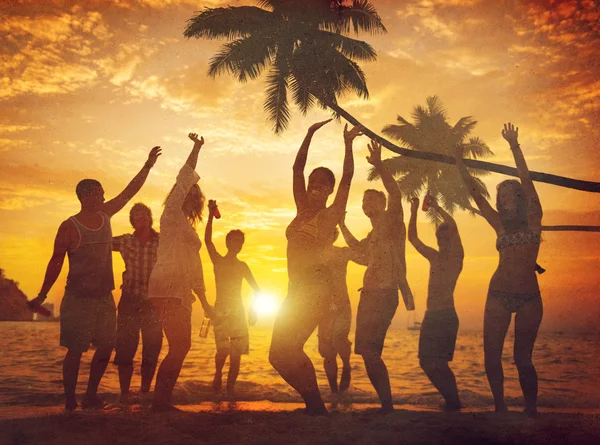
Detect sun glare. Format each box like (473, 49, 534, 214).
(252, 292, 279, 317)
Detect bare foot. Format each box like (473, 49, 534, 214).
(443, 401, 462, 412)
(65, 397, 78, 412)
(376, 404, 395, 415)
(494, 403, 509, 414)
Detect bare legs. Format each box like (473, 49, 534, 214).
(484, 296, 543, 416)
(63, 350, 82, 411)
(63, 346, 113, 411)
(420, 358, 460, 410)
(152, 303, 191, 410)
(323, 356, 339, 393)
(115, 301, 162, 398)
(323, 353, 351, 394)
(213, 351, 242, 393)
(269, 296, 327, 415)
(361, 351, 394, 413)
(515, 298, 543, 417)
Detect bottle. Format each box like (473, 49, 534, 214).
(27, 301, 52, 317)
(199, 317, 212, 338)
(422, 192, 432, 212)
(209, 199, 221, 219)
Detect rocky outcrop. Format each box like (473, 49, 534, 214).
(0, 269, 34, 321)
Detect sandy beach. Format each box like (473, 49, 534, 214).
(2, 402, 600, 445)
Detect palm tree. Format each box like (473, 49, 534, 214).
(184, 0, 600, 193)
(185, 0, 385, 134)
(370, 96, 491, 223)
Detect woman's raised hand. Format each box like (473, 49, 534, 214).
(188, 132, 205, 146)
(501, 122, 519, 147)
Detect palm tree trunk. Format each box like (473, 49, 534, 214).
(542, 225, 600, 232)
(325, 102, 600, 193)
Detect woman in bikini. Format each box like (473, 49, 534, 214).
(455, 122, 543, 417)
(269, 119, 363, 415)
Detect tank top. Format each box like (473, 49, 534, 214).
(65, 212, 115, 298)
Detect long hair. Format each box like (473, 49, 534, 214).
(164, 183, 205, 227)
(496, 180, 528, 232)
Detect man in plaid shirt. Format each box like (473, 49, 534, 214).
(112, 203, 162, 403)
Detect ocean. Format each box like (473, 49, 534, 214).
(1, 321, 599, 410)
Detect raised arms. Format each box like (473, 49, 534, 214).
(186, 132, 204, 170)
(292, 119, 332, 212)
(102, 146, 161, 217)
(323, 124, 363, 225)
(204, 200, 222, 264)
(454, 146, 501, 232)
(501, 123, 543, 226)
(408, 198, 438, 262)
(367, 139, 403, 219)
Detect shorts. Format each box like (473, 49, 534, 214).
(113, 296, 163, 366)
(418, 307, 459, 361)
(60, 291, 116, 353)
(213, 306, 249, 355)
(318, 302, 352, 358)
(355, 288, 398, 356)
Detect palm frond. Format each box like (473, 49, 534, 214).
(395, 171, 428, 199)
(316, 31, 377, 61)
(335, 0, 387, 35)
(452, 116, 477, 139)
(367, 155, 431, 181)
(207, 36, 275, 82)
(289, 75, 316, 114)
(263, 63, 291, 134)
(305, 42, 369, 104)
(426, 95, 448, 120)
(184, 6, 276, 40)
(382, 122, 422, 150)
(463, 136, 494, 159)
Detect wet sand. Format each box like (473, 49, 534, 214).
(1, 402, 599, 445)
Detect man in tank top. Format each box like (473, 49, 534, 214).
(29, 146, 162, 411)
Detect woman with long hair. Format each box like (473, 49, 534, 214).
(269, 119, 363, 415)
(455, 123, 543, 417)
(147, 133, 212, 412)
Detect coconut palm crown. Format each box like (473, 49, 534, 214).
(370, 96, 493, 222)
(184, 0, 386, 133)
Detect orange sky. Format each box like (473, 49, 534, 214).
(1, 0, 599, 332)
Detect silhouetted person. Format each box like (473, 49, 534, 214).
(205, 200, 260, 395)
(29, 146, 162, 411)
(339, 140, 414, 414)
(318, 224, 360, 394)
(269, 120, 363, 415)
(455, 123, 543, 418)
(147, 133, 212, 412)
(408, 195, 463, 411)
(112, 203, 162, 403)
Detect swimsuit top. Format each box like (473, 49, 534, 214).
(496, 230, 541, 251)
